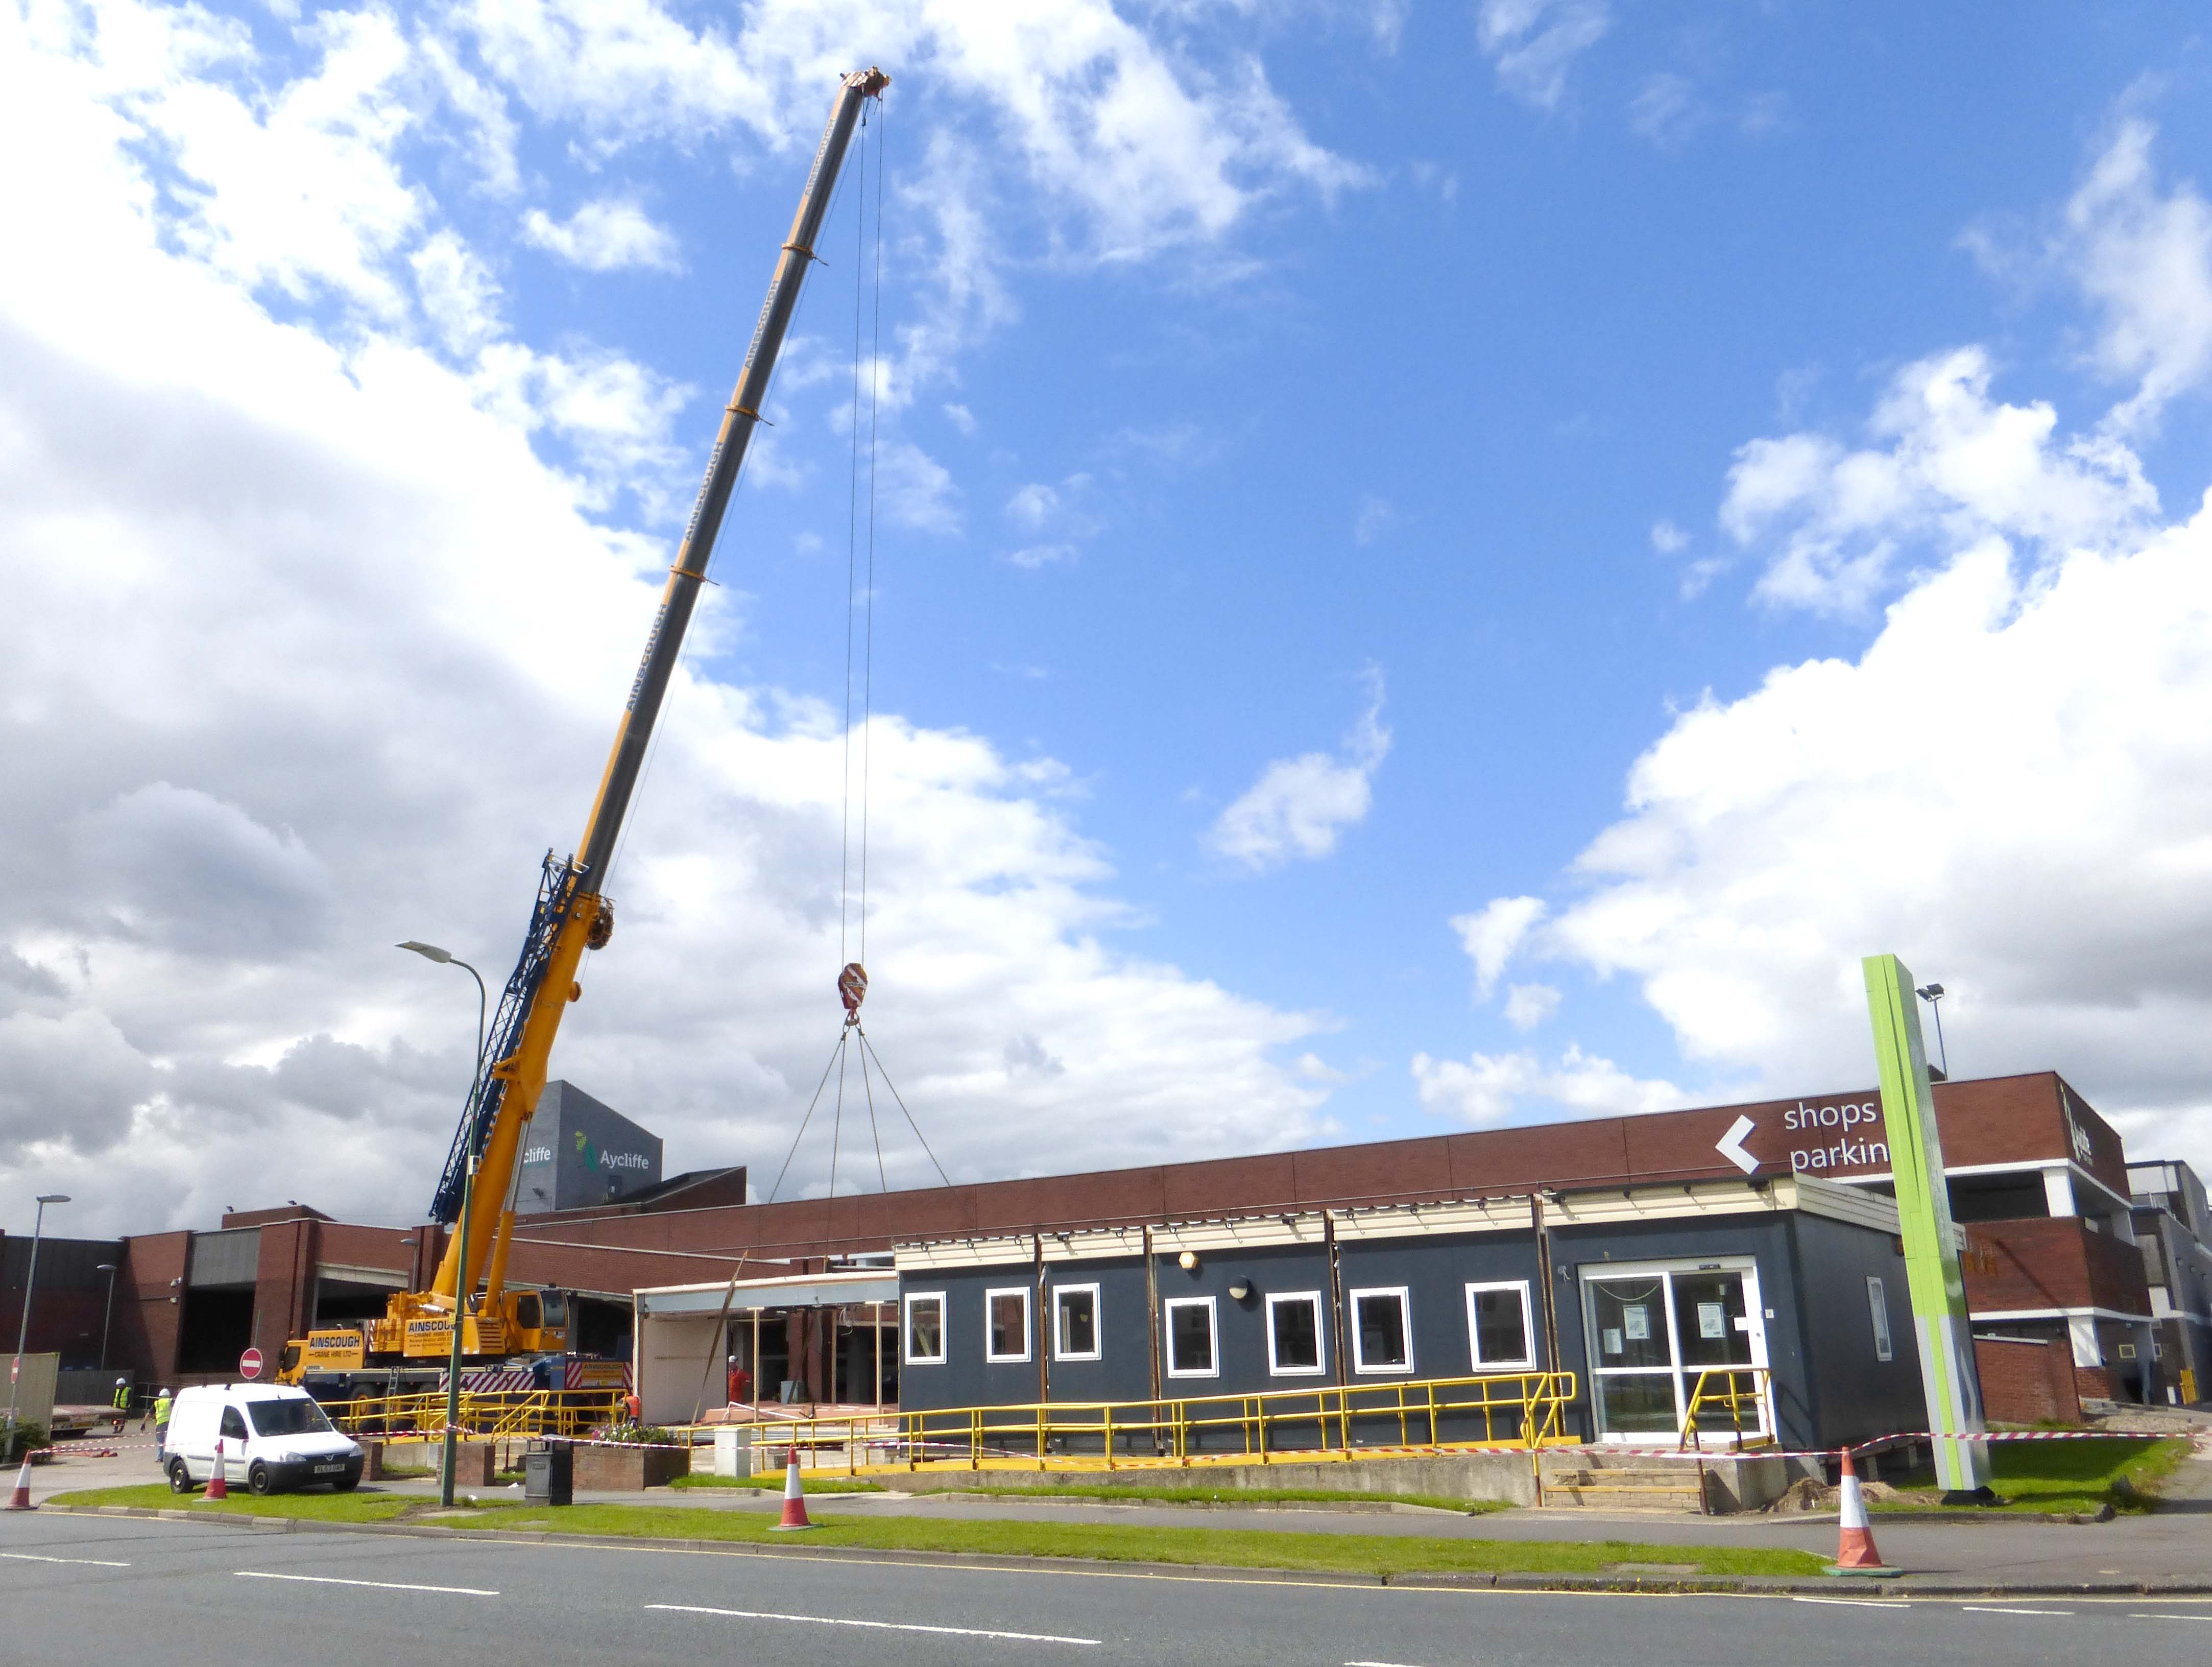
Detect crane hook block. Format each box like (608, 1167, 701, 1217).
(588, 900, 614, 951)
(839, 962, 869, 1015)
(568, 982, 583, 1003)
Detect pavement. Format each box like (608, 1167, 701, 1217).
(23, 1431, 2212, 1594)
(6, 1507, 2212, 1666)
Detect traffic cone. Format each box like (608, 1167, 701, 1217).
(771, 1445, 813, 1531)
(1826, 1448, 1897, 1576)
(203, 1437, 228, 1502)
(5, 1457, 33, 1510)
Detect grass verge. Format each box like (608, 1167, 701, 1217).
(49, 1484, 1824, 1578)
(908, 1482, 1508, 1515)
(1870, 1437, 2190, 1514)
(669, 1472, 885, 1493)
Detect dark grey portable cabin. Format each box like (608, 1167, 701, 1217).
(892, 1173, 1925, 1457)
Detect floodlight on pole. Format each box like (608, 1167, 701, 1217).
(1915, 984, 1950, 1081)
(398, 941, 490, 1507)
(95, 1263, 118, 1374)
(7, 1193, 71, 1456)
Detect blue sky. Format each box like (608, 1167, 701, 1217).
(5, 2, 2212, 1232)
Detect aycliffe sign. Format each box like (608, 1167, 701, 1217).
(1863, 953, 1991, 1498)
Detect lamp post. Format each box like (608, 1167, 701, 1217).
(399, 941, 488, 1509)
(6, 1193, 71, 1457)
(94, 1263, 117, 1373)
(1915, 983, 1950, 1080)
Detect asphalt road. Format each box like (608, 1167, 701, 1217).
(7, 1510, 2212, 1666)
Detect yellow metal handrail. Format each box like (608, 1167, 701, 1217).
(1679, 1366, 1770, 1451)
(320, 1388, 623, 1441)
(731, 1371, 1578, 1478)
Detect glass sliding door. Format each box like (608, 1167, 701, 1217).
(1581, 1260, 1768, 1444)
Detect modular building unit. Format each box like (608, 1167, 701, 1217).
(894, 1173, 1922, 1453)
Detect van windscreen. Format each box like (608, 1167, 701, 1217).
(248, 1398, 335, 1437)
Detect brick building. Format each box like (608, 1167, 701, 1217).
(2, 1070, 2175, 1423)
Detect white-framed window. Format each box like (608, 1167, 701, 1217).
(1052, 1282, 1102, 1362)
(1866, 1277, 1893, 1363)
(903, 1292, 946, 1366)
(1349, 1286, 1413, 1374)
(985, 1286, 1032, 1364)
(1465, 1280, 1536, 1371)
(1163, 1297, 1219, 1378)
(1266, 1291, 1326, 1376)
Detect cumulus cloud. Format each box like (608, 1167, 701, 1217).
(0, 0, 1344, 1233)
(1206, 671, 1391, 869)
(1411, 1044, 1686, 1127)
(1503, 983, 1560, 1031)
(521, 198, 682, 273)
(1450, 896, 1546, 1001)
(1475, 0, 1611, 112)
(1721, 347, 2158, 613)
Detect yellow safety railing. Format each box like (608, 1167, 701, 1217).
(1678, 1367, 1770, 1451)
(321, 1388, 623, 1441)
(728, 1371, 1578, 1478)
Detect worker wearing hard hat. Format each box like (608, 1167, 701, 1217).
(152, 1387, 173, 1458)
(112, 1377, 129, 1412)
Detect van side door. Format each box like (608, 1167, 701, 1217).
(219, 1404, 250, 1480)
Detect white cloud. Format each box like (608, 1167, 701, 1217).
(1006, 544, 1076, 570)
(1475, 0, 1612, 112)
(1649, 518, 1688, 554)
(1503, 983, 1560, 1031)
(1006, 481, 1061, 530)
(942, 401, 976, 435)
(2058, 118, 2212, 435)
(1411, 1043, 1685, 1127)
(1627, 72, 1704, 149)
(1449, 895, 1546, 1001)
(521, 198, 682, 273)
(1721, 347, 2158, 613)
(1354, 495, 1394, 545)
(1207, 671, 1391, 870)
(0, 0, 1338, 1233)
(1527, 498, 2212, 1173)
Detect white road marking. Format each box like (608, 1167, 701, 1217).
(647, 1602, 1098, 1645)
(1, 1552, 132, 1567)
(1790, 1597, 1906, 1610)
(2132, 1614, 2212, 1623)
(1346, 1659, 1430, 1665)
(1964, 1606, 2073, 1616)
(236, 1571, 498, 1596)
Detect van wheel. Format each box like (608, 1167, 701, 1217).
(246, 1461, 275, 1496)
(332, 1474, 359, 1493)
(167, 1459, 195, 1494)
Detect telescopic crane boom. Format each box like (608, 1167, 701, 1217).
(318, 67, 891, 1369)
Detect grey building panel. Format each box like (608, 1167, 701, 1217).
(515, 1081, 663, 1214)
(186, 1228, 262, 1289)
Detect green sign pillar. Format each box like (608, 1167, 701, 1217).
(1863, 954, 1992, 1497)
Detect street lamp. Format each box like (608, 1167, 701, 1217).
(94, 1263, 117, 1374)
(399, 940, 488, 1509)
(1915, 984, 1950, 1081)
(6, 1193, 71, 1457)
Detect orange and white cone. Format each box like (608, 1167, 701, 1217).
(771, 1445, 813, 1531)
(5, 1457, 33, 1510)
(202, 1437, 228, 1502)
(1828, 1448, 1896, 1575)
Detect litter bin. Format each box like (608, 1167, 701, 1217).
(523, 1442, 572, 1507)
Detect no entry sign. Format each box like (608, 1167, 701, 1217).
(238, 1347, 264, 1380)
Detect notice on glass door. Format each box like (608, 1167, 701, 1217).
(1602, 1328, 1623, 1356)
(1698, 1302, 1726, 1340)
(1623, 1306, 1649, 1342)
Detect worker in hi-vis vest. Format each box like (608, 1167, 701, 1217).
(113, 1377, 129, 1412)
(152, 1388, 173, 1456)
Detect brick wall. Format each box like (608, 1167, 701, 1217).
(1973, 1333, 2081, 1424)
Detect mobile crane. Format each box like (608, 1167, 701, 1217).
(278, 67, 893, 1389)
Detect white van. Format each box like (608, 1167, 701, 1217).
(164, 1384, 365, 1496)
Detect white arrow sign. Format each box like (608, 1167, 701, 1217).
(1716, 1114, 1759, 1175)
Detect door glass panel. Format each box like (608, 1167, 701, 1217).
(1594, 1373, 1680, 1434)
(1588, 1278, 1671, 1369)
(1672, 1272, 1752, 1369)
